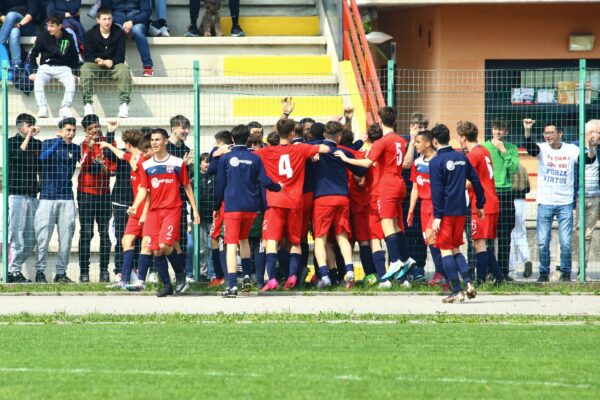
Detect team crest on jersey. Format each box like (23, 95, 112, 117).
(151, 177, 160, 188)
(416, 175, 429, 185)
(446, 161, 455, 171)
(230, 157, 240, 167)
(166, 165, 174, 174)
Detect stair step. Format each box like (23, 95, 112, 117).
(220, 16, 320, 36)
(223, 55, 331, 75)
(233, 96, 342, 117)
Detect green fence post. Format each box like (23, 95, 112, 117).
(578, 59, 586, 283)
(387, 59, 395, 107)
(193, 60, 201, 281)
(2, 60, 8, 284)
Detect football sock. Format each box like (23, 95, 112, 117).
(167, 252, 185, 274)
(475, 251, 489, 283)
(266, 253, 277, 280)
(429, 246, 443, 273)
(487, 247, 504, 281)
(442, 255, 461, 293)
(373, 250, 387, 279)
(219, 248, 227, 278)
(227, 272, 237, 289)
(255, 250, 266, 285)
(277, 248, 290, 279)
(384, 234, 401, 264)
(359, 245, 375, 275)
(300, 242, 309, 269)
(345, 263, 354, 274)
(241, 257, 252, 277)
(318, 266, 329, 279)
(121, 250, 135, 283)
(212, 249, 224, 279)
(137, 254, 152, 281)
(396, 232, 410, 262)
(154, 255, 171, 286)
(454, 253, 472, 284)
(288, 253, 302, 277)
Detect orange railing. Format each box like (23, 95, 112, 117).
(342, 0, 386, 126)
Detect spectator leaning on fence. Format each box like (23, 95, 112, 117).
(34, 118, 81, 284)
(0, 0, 43, 69)
(192, 152, 215, 281)
(27, 12, 79, 119)
(7, 114, 42, 283)
(81, 7, 132, 118)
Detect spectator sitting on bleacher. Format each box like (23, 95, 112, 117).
(101, 0, 155, 77)
(81, 7, 132, 118)
(0, 0, 44, 70)
(47, 0, 86, 62)
(27, 12, 79, 119)
(148, 0, 170, 37)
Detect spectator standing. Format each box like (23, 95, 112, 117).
(47, 0, 86, 59)
(81, 8, 132, 118)
(101, 0, 154, 76)
(27, 13, 78, 119)
(34, 118, 81, 283)
(509, 162, 532, 277)
(7, 114, 42, 283)
(0, 0, 43, 69)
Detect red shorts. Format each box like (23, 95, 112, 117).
(312, 195, 351, 238)
(262, 206, 302, 244)
(420, 199, 434, 235)
(143, 207, 181, 250)
(210, 204, 225, 239)
(350, 210, 371, 242)
(471, 212, 498, 240)
(124, 215, 143, 237)
(377, 196, 405, 231)
(435, 215, 466, 250)
(224, 211, 258, 244)
(301, 192, 313, 237)
(368, 202, 384, 240)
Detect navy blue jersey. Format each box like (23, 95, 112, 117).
(313, 139, 366, 199)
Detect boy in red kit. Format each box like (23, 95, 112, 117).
(128, 129, 200, 297)
(457, 121, 504, 285)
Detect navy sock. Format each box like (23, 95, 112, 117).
(475, 251, 489, 283)
(137, 254, 152, 281)
(241, 257, 252, 277)
(219, 249, 227, 278)
(442, 255, 461, 293)
(396, 231, 410, 261)
(359, 245, 375, 275)
(300, 242, 309, 269)
(167, 252, 184, 274)
(155, 255, 171, 286)
(121, 250, 135, 283)
(430, 246, 443, 273)
(487, 247, 504, 281)
(288, 253, 301, 277)
(212, 249, 223, 279)
(266, 253, 277, 280)
(373, 250, 387, 279)
(384, 234, 401, 263)
(318, 266, 329, 279)
(277, 248, 290, 279)
(255, 251, 266, 285)
(454, 253, 472, 284)
(345, 264, 354, 274)
(227, 272, 237, 289)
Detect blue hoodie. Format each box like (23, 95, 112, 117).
(39, 137, 81, 200)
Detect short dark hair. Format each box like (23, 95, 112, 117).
(231, 124, 250, 145)
(138, 134, 151, 151)
(491, 118, 508, 131)
(267, 131, 280, 146)
(247, 121, 263, 130)
(299, 117, 315, 125)
(544, 122, 563, 134)
(340, 127, 354, 147)
(246, 135, 262, 148)
(141, 127, 153, 136)
(122, 129, 143, 146)
(58, 117, 77, 129)
(457, 120, 479, 142)
(81, 114, 100, 129)
(151, 128, 169, 138)
(416, 129, 433, 143)
(170, 115, 190, 129)
(200, 152, 210, 163)
(214, 130, 233, 145)
(16, 113, 35, 127)
(378, 106, 396, 128)
(276, 118, 295, 139)
(410, 112, 429, 128)
(324, 121, 343, 139)
(431, 124, 450, 145)
(46, 12, 63, 25)
(96, 8, 113, 18)
(309, 122, 325, 140)
(367, 123, 383, 143)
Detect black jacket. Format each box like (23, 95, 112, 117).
(83, 24, 126, 65)
(8, 134, 42, 196)
(27, 28, 79, 72)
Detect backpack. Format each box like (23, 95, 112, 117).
(12, 64, 34, 95)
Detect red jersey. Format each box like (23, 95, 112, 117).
(256, 143, 320, 209)
(410, 154, 432, 200)
(339, 145, 369, 212)
(124, 153, 150, 218)
(139, 155, 189, 211)
(466, 145, 499, 213)
(365, 160, 381, 203)
(78, 139, 116, 195)
(367, 132, 407, 198)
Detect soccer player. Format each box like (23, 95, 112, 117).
(215, 125, 282, 298)
(406, 130, 445, 287)
(429, 124, 485, 303)
(255, 118, 330, 291)
(335, 107, 416, 282)
(457, 121, 504, 285)
(128, 129, 200, 297)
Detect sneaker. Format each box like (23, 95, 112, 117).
(381, 260, 402, 281)
(399, 278, 411, 288)
(175, 272, 189, 293)
(109, 281, 127, 290)
(147, 272, 159, 283)
(54, 274, 74, 284)
(143, 67, 154, 77)
(378, 280, 392, 289)
(87, 2, 100, 18)
(523, 261, 533, 278)
(222, 286, 238, 298)
(260, 278, 279, 292)
(186, 276, 195, 284)
(126, 280, 145, 291)
(208, 277, 225, 288)
(316, 275, 332, 289)
(148, 23, 161, 37)
(503, 274, 515, 282)
(537, 273, 549, 283)
(428, 272, 445, 286)
(198, 274, 209, 283)
(83, 103, 94, 116)
(364, 273, 378, 286)
(560, 273, 572, 282)
(493, 278, 505, 287)
(412, 274, 427, 285)
(242, 275, 252, 292)
(79, 273, 90, 283)
(35, 271, 47, 283)
(7, 272, 31, 283)
(284, 275, 297, 289)
(395, 258, 416, 281)
(59, 106, 73, 119)
(185, 24, 200, 37)
(99, 270, 110, 283)
(442, 292, 465, 303)
(37, 107, 48, 118)
(466, 282, 477, 299)
(159, 25, 170, 37)
(118, 103, 129, 118)
(345, 271, 355, 289)
(549, 269, 561, 283)
(114, 273, 122, 283)
(157, 284, 174, 297)
(230, 25, 245, 37)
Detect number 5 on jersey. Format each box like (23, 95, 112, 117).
(279, 154, 293, 178)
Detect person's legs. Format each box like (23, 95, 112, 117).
(56, 200, 77, 275)
(110, 63, 132, 104)
(33, 65, 52, 111)
(536, 204, 554, 276)
(199, 221, 211, 277)
(78, 193, 95, 276)
(8, 195, 33, 273)
(95, 194, 112, 274)
(510, 198, 530, 273)
(112, 204, 129, 275)
(556, 203, 574, 276)
(56, 66, 76, 108)
(0, 12, 23, 47)
(229, 0, 241, 27)
(189, 0, 201, 26)
(131, 23, 153, 67)
(582, 197, 600, 267)
(80, 62, 101, 106)
(35, 200, 57, 273)
(497, 191, 516, 276)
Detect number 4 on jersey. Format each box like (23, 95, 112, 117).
(278, 154, 293, 178)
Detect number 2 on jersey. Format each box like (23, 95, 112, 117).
(278, 154, 293, 178)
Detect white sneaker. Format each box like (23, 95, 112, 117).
(84, 103, 94, 116)
(378, 280, 393, 289)
(147, 272, 159, 283)
(37, 107, 48, 118)
(185, 276, 195, 283)
(118, 102, 129, 118)
(159, 26, 170, 37)
(549, 269, 561, 283)
(147, 24, 161, 37)
(130, 270, 138, 282)
(59, 106, 73, 119)
(113, 273, 122, 283)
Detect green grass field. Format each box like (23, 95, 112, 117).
(0, 314, 598, 399)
